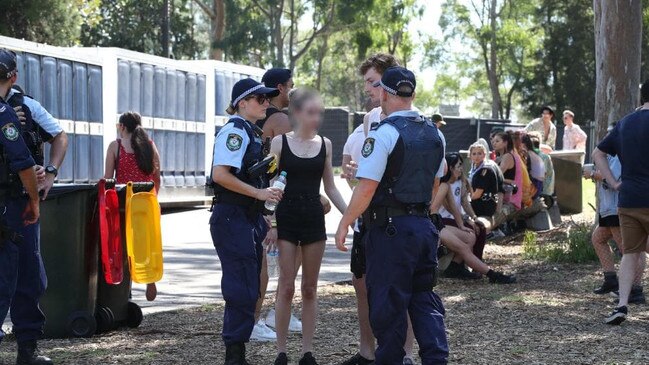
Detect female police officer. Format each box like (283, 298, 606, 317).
(335, 67, 449, 364)
(211, 78, 282, 365)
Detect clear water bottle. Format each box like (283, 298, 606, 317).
(264, 171, 287, 212)
(267, 249, 279, 278)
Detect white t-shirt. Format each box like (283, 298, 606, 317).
(439, 180, 464, 219)
(528, 152, 546, 181)
(343, 124, 366, 164)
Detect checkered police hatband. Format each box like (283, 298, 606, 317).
(378, 80, 415, 97)
(231, 84, 265, 109)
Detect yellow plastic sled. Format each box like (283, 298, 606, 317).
(125, 182, 164, 284)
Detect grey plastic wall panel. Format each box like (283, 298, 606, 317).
(197, 75, 206, 122)
(225, 73, 234, 106)
(176, 71, 186, 121)
(75, 131, 90, 183)
(88, 66, 102, 122)
(197, 133, 206, 177)
(165, 130, 176, 172)
(141, 64, 154, 117)
(186, 73, 197, 121)
(58, 132, 74, 182)
(215, 71, 227, 116)
(129, 63, 142, 112)
(15, 53, 25, 85)
(175, 131, 185, 174)
(72, 63, 88, 121)
(90, 134, 103, 182)
(117, 60, 130, 114)
(58, 61, 73, 120)
(185, 132, 197, 175)
(165, 69, 177, 119)
(40, 57, 58, 117)
(25, 54, 41, 100)
(153, 67, 166, 118)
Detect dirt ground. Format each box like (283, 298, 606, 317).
(2, 216, 649, 364)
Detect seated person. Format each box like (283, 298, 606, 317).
(492, 131, 523, 227)
(521, 133, 546, 199)
(527, 131, 555, 196)
(468, 142, 503, 230)
(512, 131, 537, 207)
(439, 153, 488, 260)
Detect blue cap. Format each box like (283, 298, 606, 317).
(373, 66, 416, 97)
(230, 78, 280, 109)
(0, 49, 17, 80)
(261, 68, 292, 88)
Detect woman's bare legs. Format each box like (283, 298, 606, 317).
(441, 228, 490, 274)
(276, 240, 299, 354)
(299, 241, 326, 354)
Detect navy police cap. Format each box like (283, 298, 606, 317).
(0, 49, 17, 80)
(373, 66, 416, 97)
(261, 68, 292, 88)
(230, 78, 279, 109)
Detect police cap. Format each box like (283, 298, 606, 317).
(373, 66, 416, 98)
(0, 49, 17, 80)
(261, 68, 292, 88)
(230, 78, 279, 110)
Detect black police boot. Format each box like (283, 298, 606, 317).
(629, 285, 646, 304)
(16, 340, 53, 365)
(224, 343, 248, 365)
(594, 272, 619, 295)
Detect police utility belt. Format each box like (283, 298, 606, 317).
(362, 203, 429, 236)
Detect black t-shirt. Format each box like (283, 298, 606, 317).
(471, 165, 499, 217)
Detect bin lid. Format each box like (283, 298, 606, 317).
(45, 184, 97, 200)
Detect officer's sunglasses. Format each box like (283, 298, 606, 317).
(245, 94, 271, 105)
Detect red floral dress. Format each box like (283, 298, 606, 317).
(115, 139, 155, 185)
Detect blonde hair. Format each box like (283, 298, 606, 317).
(288, 87, 321, 115)
(469, 142, 488, 156)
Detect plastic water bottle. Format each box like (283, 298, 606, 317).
(267, 249, 279, 278)
(264, 171, 287, 212)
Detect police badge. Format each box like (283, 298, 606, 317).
(226, 133, 243, 151)
(2, 123, 19, 141)
(361, 137, 375, 158)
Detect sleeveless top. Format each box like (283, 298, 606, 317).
(439, 179, 464, 219)
(278, 134, 326, 199)
(115, 139, 155, 185)
(502, 151, 523, 210)
(256, 106, 283, 130)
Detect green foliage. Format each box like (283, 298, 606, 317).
(522, 224, 597, 263)
(0, 0, 93, 46)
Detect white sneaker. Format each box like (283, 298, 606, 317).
(265, 309, 303, 333)
(250, 319, 276, 342)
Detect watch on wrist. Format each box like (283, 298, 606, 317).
(45, 165, 58, 177)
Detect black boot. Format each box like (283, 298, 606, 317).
(224, 343, 248, 365)
(594, 272, 618, 294)
(629, 285, 646, 304)
(441, 261, 464, 279)
(16, 340, 53, 365)
(486, 270, 517, 284)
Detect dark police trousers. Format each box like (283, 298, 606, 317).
(210, 203, 267, 345)
(365, 215, 449, 365)
(0, 196, 47, 344)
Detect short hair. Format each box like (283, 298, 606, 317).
(359, 53, 400, 77)
(641, 79, 649, 104)
(563, 110, 574, 117)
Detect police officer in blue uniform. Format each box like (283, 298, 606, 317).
(211, 78, 283, 365)
(0, 51, 49, 365)
(336, 67, 449, 364)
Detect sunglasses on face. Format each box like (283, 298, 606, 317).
(246, 94, 270, 104)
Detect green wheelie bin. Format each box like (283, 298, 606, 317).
(39, 184, 99, 338)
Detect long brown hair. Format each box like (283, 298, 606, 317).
(119, 112, 155, 175)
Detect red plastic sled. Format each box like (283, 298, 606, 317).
(98, 179, 124, 285)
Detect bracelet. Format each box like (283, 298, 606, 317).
(271, 220, 277, 229)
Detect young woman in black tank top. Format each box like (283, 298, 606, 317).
(267, 88, 347, 365)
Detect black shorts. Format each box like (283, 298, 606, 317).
(276, 197, 326, 246)
(350, 229, 366, 279)
(599, 214, 620, 228)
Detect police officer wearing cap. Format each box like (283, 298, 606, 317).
(0, 51, 49, 365)
(211, 78, 283, 365)
(335, 67, 449, 364)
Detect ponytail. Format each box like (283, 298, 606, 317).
(119, 111, 155, 175)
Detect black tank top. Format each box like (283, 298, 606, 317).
(256, 106, 283, 129)
(503, 152, 516, 180)
(279, 134, 326, 199)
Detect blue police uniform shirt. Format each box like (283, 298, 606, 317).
(0, 100, 36, 172)
(212, 116, 252, 171)
(8, 88, 63, 138)
(357, 110, 446, 182)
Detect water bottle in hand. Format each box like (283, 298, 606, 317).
(264, 171, 287, 212)
(267, 249, 279, 278)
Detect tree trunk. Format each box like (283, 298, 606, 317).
(593, 0, 642, 141)
(161, 0, 170, 57)
(487, 0, 503, 119)
(211, 0, 225, 61)
(315, 36, 329, 91)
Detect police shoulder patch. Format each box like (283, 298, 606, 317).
(2, 123, 19, 141)
(226, 133, 243, 151)
(362, 137, 375, 158)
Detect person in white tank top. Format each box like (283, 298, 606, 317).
(439, 179, 465, 219)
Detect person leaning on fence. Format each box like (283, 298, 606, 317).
(595, 79, 649, 326)
(561, 110, 587, 151)
(103, 111, 161, 302)
(524, 106, 557, 151)
(210, 78, 283, 364)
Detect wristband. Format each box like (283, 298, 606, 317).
(271, 220, 277, 228)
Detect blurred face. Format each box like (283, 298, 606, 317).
(239, 94, 270, 121)
(541, 110, 553, 122)
(278, 79, 295, 106)
(563, 113, 573, 125)
(363, 67, 382, 106)
(451, 160, 463, 179)
(492, 135, 506, 152)
(294, 97, 324, 131)
(470, 148, 486, 165)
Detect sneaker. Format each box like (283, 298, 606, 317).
(487, 229, 506, 240)
(266, 309, 303, 333)
(250, 319, 277, 342)
(339, 353, 375, 365)
(488, 271, 516, 284)
(458, 265, 482, 280)
(299, 352, 319, 365)
(610, 286, 646, 304)
(274, 352, 289, 365)
(403, 357, 417, 365)
(605, 306, 627, 325)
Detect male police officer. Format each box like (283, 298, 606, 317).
(335, 67, 449, 364)
(0, 51, 48, 364)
